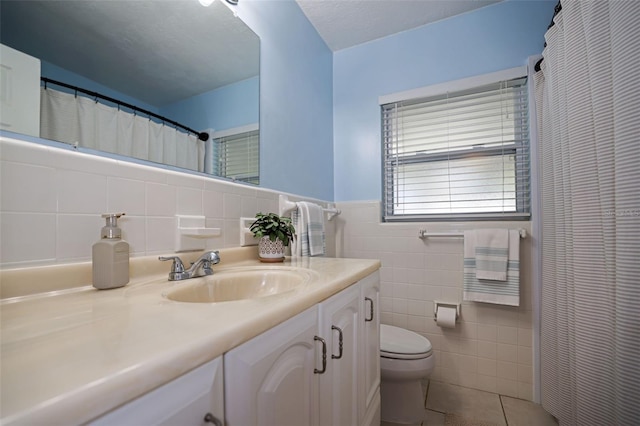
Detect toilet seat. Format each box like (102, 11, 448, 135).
(380, 324, 432, 360)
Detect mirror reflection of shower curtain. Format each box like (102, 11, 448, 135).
(39, 87, 204, 172)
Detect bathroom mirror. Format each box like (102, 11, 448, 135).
(0, 0, 260, 182)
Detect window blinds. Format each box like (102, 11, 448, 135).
(382, 77, 530, 221)
(214, 129, 260, 185)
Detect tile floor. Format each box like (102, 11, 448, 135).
(381, 381, 558, 426)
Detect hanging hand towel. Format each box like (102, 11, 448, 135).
(291, 208, 303, 257)
(475, 229, 509, 281)
(291, 201, 325, 257)
(463, 229, 520, 306)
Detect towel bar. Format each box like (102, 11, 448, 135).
(278, 195, 341, 221)
(418, 229, 527, 239)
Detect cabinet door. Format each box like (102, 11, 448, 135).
(318, 284, 361, 426)
(224, 306, 320, 426)
(90, 356, 224, 426)
(360, 271, 381, 426)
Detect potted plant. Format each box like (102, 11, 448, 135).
(250, 212, 296, 262)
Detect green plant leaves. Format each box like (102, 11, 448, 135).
(250, 212, 296, 246)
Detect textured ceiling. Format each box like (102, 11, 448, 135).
(296, 0, 503, 51)
(0, 0, 260, 107)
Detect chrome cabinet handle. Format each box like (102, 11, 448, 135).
(365, 297, 374, 322)
(204, 412, 222, 425)
(331, 325, 343, 360)
(314, 336, 327, 374)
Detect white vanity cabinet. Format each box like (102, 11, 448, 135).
(224, 271, 380, 426)
(318, 283, 361, 426)
(90, 272, 379, 426)
(224, 303, 321, 426)
(90, 356, 224, 426)
(359, 272, 381, 426)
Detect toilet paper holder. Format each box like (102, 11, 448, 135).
(433, 301, 460, 323)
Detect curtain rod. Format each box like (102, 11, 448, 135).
(534, 1, 563, 72)
(41, 77, 209, 141)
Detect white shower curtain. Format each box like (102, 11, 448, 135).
(40, 87, 205, 172)
(534, 1, 640, 425)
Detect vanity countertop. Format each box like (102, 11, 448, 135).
(0, 248, 380, 425)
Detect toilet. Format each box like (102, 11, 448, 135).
(380, 324, 435, 424)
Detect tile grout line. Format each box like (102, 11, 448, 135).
(420, 382, 536, 426)
(499, 394, 509, 426)
(424, 380, 431, 407)
(422, 381, 431, 426)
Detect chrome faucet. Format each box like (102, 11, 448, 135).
(159, 251, 220, 281)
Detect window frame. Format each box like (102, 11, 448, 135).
(380, 67, 531, 222)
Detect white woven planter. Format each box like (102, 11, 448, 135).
(258, 236, 285, 262)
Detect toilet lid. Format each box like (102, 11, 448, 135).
(380, 324, 432, 358)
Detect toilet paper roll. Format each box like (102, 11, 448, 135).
(436, 306, 457, 328)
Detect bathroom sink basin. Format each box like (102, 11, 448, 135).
(164, 267, 314, 303)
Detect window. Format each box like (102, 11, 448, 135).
(213, 128, 259, 185)
(381, 71, 530, 221)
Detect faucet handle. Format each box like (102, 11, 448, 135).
(208, 250, 220, 265)
(158, 256, 186, 273)
(196, 251, 220, 276)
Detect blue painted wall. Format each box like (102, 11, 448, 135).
(332, 0, 556, 202)
(159, 76, 259, 133)
(162, 0, 336, 200)
(237, 0, 334, 201)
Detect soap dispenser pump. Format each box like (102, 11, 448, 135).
(92, 213, 129, 290)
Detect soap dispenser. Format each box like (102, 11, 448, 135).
(92, 213, 129, 290)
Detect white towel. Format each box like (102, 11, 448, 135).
(291, 201, 325, 257)
(463, 229, 520, 306)
(475, 229, 509, 281)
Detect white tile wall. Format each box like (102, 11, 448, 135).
(0, 212, 56, 263)
(0, 136, 336, 267)
(0, 136, 533, 401)
(335, 200, 535, 401)
(1, 161, 57, 212)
